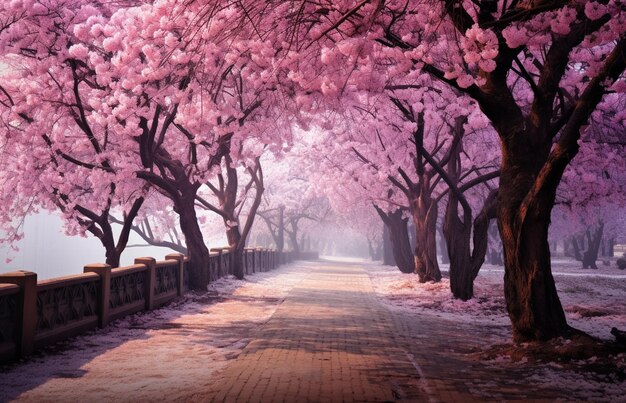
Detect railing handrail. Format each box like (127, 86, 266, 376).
(0, 283, 20, 297)
(37, 272, 100, 291)
(111, 264, 148, 278)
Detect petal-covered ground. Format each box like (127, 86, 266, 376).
(367, 258, 626, 341)
(367, 257, 626, 402)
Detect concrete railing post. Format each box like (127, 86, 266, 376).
(84, 264, 111, 328)
(0, 271, 37, 357)
(165, 253, 186, 296)
(134, 257, 156, 311)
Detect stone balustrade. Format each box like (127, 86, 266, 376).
(0, 249, 304, 363)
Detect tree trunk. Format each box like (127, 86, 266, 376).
(231, 245, 245, 279)
(177, 194, 211, 290)
(571, 235, 584, 261)
(376, 207, 414, 274)
(288, 220, 300, 256)
(104, 245, 121, 268)
(442, 133, 496, 300)
(411, 193, 441, 282)
(498, 157, 569, 341)
(582, 222, 603, 270)
(444, 198, 473, 299)
(382, 222, 396, 266)
(445, 190, 496, 300)
(226, 225, 245, 279)
(600, 236, 607, 257)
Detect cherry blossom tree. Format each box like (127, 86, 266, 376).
(552, 126, 626, 268)
(278, 0, 626, 341)
(0, 1, 147, 268)
(0, 0, 289, 289)
(196, 154, 265, 279)
(304, 82, 500, 297)
(256, 150, 330, 255)
(109, 193, 188, 255)
(385, 0, 625, 340)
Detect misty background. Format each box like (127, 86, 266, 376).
(0, 212, 193, 280)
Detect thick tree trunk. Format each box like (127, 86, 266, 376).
(177, 194, 211, 290)
(226, 225, 245, 279)
(231, 245, 245, 279)
(376, 207, 414, 274)
(444, 201, 472, 299)
(498, 159, 569, 342)
(104, 246, 121, 268)
(388, 213, 414, 274)
(411, 194, 441, 282)
(445, 190, 496, 300)
(382, 222, 396, 266)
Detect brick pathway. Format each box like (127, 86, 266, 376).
(192, 260, 573, 403)
(3, 260, 608, 402)
(192, 261, 428, 402)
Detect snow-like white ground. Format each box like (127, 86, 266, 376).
(367, 257, 626, 402)
(368, 257, 626, 341)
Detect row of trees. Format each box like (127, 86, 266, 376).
(0, 0, 324, 285)
(1, 0, 625, 343)
(279, 0, 626, 342)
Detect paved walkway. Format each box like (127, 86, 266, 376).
(2, 260, 605, 402)
(195, 261, 427, 402)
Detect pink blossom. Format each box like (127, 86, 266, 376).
(585, 2, 608, 21)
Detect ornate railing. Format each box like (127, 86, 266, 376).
(35, 273, 99, 347)
(154, 260, 178, 306)
(109, 264, 147, 322)
(0, 249, 305, 362)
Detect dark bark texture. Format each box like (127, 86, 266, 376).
(382, 222, 396, 266)
(376, 207, 415, 274)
